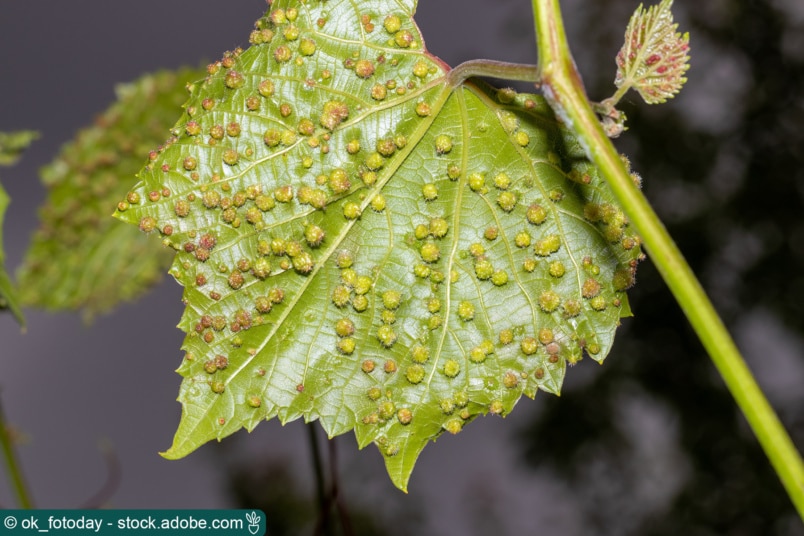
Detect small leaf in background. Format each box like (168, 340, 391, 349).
(18, 68, 205, 321)
(116, 0, 642, 490)
(615, 0, 690, 104)
(0, 131, 39, 327)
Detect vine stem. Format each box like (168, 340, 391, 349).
(0, 396, 33, 509)
(530, 0, 804, 518)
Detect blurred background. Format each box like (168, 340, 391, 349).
(1, 0, 803, 534)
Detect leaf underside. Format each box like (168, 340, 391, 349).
(116, 0, 641, 490)
(0, 130, 39, 327)
(18, 69, 203, 321)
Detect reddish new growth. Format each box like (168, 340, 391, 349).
(613, 0, 690, 105)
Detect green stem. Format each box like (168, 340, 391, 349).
(531, 0, 804, 519)
(0, 396, 33, 509)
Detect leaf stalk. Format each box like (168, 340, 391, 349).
(448, 59, 540, 88)
(531, 0, 804, 519)
(0, 396, 34, 509)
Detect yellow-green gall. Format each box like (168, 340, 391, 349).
(523, 258, 538, 272)
(397, 408, 413, 425)
(394, 30, 414, 48)
(457, 301, 475, 321)
(562, 299, 582, 318)
(489, 400, 504, 415)
(329, 168, 351, 194)
(371, 84, 387, 100)
(429, 217, 449, 238)
(590, 296, 607, 311)
(367, 384, 381, 398)
(434, 134, 452, 155)
(320, 100, 349, 131)
(274, 45, 292, 63)
(497, 191, 517, 212)
(383, 14, 402, 33)
(416, 101, 431, 116)
(582, 278, 602, 298)
(352, 294, 369, 312)
(382, 290, 402, 310)
(497, 87, 516, 104)
(440, 398, 455, 414)
(354, 59, 375, 78)
(503, 371, 519, 389)
(378, 401, 396, 420)
(298, 118, 315, 136)
(491, 270, 508, 286)
(334, 319, 355, 339)
(443, 359, 461, 377)
(538, 327, 554, 344)
(521, 336, 538, 355)
(515, 230, 532, 248)
(420, 242, 440, 263)
(331, 285, 350, 308)
(444, 418, 463, 434)
(468, 172, 485, 192)
(274, 185, 294, 203)
(413, 263, 430, 278)
(426, 297, 441, 314)
(299, 38, 316, 56)
(343, 201, 362, 220)
(414, 223, 429, 240)
(365, 152, 384, 171)
(499, 329, 514, 345)
(337, 337, 356, 355)
(549, 261, 565, 278)
(527, 204, 547, 225)
(412, 59, 429, 78)
(222, 149, 239, 166)
(469, 243, 485, 257)
(447, 164, 461, 180)
(469, 346, 487, 363)
(493, 172, 511, 190)
(411, 345, 430, 363)
(370, 194, 386, 212)
(304, 224, 325, 247)
(484, 227, 499, 240)
(377, 325, 397, 347)
(354, 276, 372, 295)
(251, 258, 271, 279)
(292, 252, 314, 274)
(474, 259, 493, 280)
(174, 200, 191, 218)
(539, 290, 561, 312)
(514, 130, 530, 147)
(534, 235, 561, 257)
(422, 183, 438, 201)
(406, 364, 425, 384)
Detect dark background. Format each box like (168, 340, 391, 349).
(1, 0, 803, 534)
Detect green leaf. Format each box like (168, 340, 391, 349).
(18, 68, 204, 321)
(116, 0, 641, 490)
(0, 131, 39, 167)
(615, 0, 690, 104)
(0, 131, 39, 327)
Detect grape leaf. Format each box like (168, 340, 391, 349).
(18, 69, 204, 321)
(615, 0, 690, 104)
(115, 0, 641, 490)
(0, 130, 39, 327)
